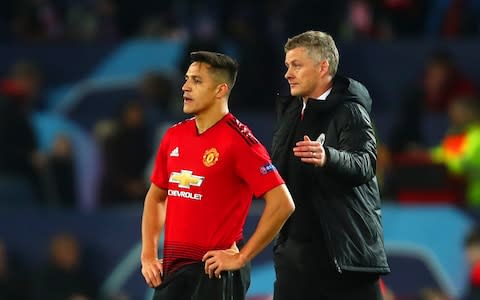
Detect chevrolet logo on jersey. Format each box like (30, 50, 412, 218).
(169, 170, 204, 188)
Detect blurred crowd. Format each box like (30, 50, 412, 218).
(1, 1, 480, 298)
(0, 60, 176, 209)
(0, 1, 480, 208)
(3, 51, 480, 210)
(0, 232, 127, 300)
(379, 49, 480, 206)
(2, 225, 480, 300)
(1, 0, 480, 110)
(1, 0, 480, 42)
(0, 0, 480, 207)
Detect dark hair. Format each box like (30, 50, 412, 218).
(190, 51, 238, 89)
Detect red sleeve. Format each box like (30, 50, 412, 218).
(471, 262, 480, 286)
(235, 142, 284, 198)
(150, 128, 171, 189)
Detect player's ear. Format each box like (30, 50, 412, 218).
(216, 83, 229, 98)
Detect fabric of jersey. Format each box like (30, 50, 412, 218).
(151, 113, 284, 275)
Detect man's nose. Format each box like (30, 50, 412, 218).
(284, 68, 292, 80)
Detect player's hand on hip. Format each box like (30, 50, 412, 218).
(141, 258, 163, 288)
(202, 245, 245, 279)
(293, 135, 326, 167)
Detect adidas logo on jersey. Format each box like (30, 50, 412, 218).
(170, 147, 179, 157)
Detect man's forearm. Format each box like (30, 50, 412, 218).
(239, 184, 294, 262)
(141, 185, 167, 261)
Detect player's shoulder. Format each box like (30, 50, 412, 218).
(224, 114, 260, 147)
(161, 117, 194, 141)
(168, 117, 195, 131)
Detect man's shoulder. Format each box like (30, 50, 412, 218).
(168, 117, 194, 131)
(332, 75, 372, 112)
(160, 118, 193, 142)
(332, 75, 367, 92)
(332, 101, 372, 129)
(224, 114, 261, 147)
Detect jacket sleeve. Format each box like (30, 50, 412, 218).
(322, 103, 377, 186)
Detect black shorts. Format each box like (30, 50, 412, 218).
(153, 262, 250, 300)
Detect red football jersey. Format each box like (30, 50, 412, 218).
(151, 113, 284, 275)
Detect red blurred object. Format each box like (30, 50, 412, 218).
(390, 152, 464, 204)
(471, 262, 480, 286)
(384, 0, 413, 10)
(379, 278, 387, 294)
(391, 151, 432, 165)
(397, 189, 461, 204)
(0, 79, 27, 98)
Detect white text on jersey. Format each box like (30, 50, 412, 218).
(168, 189, 203, 200)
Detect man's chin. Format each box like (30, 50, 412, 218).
(290, 90, 300, 97)
(183, 106, 193, 114)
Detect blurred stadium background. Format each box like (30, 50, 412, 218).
(1, 0, 480, 299)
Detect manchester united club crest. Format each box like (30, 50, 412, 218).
(203, 148, 219, 167)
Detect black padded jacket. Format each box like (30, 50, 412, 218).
(271, 75, 390, 274)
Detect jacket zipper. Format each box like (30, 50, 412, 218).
(334, 258, 342, 274)
(277, 100, 344, 275)
(314, 182, 342, 274)
(315, 183, 342, 274)
(318, 215, 342, 274)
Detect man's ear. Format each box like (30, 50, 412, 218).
(319, 60, 330, 76)
(216, 83, 229, 98)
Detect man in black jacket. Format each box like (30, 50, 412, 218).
(272, 30, 390, 300)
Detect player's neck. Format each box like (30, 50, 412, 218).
(195, 104, 229, 134)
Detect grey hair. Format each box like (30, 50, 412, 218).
(284, 30, 339, 76)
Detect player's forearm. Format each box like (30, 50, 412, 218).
(141, 186, 167, 261)
(239, 184, 294, 263)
